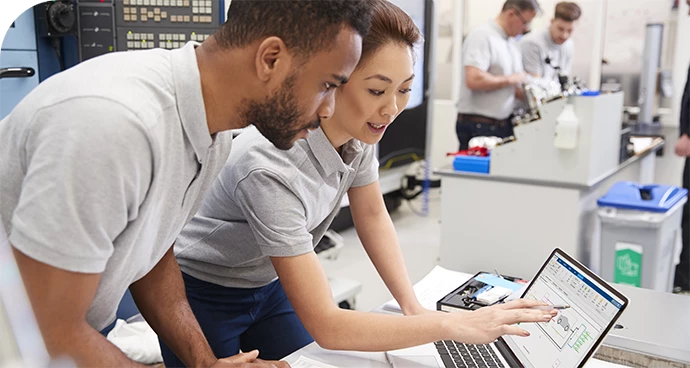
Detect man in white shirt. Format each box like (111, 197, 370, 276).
(0, 1, 371, 366)
(520, 2, 581, 82)
(456, 0, 540, 150)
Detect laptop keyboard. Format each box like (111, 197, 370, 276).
(434, 340, 505, 368)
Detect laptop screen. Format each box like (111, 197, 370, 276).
(503, 250, 626, 368)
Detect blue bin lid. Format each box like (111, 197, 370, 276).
(597, 181, 688, 213)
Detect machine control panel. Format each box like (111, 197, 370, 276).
(116, 0, 219, 26)
(122, 29, 211, 49)
(114, 0, 221, 51)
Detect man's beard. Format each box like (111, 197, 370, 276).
(240, 74, 321, 150)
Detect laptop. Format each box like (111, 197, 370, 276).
(386, 248, 629, 368)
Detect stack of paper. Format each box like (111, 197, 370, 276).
(382, 266, 472, 313)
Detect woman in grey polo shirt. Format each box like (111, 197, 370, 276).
(163, 0, 555, 365)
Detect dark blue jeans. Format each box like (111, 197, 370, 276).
(456, 117, 514, 151)
(160, 273, 313, 367)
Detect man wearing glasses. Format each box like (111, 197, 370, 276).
(456, 0, 540, 150)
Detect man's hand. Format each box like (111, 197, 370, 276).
(442, 299, 557, 345)
(675, 135, 690, 157)
(213, 350, 291, 368)
(506, 72, 528, 86)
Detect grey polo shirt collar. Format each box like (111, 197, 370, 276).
(172, 41, 212, 164)
(490, 20, 509, 40)
(305, 127, 363, 176)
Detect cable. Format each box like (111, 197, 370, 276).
(51, 38, 66, 71)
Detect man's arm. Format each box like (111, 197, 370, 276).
(11, 246, 145, 367)
(129, 246, 217, 367)
(465, 66, 525, 91)
(347, 182, 426, 315)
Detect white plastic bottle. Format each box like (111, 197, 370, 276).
(554, 103, 579, 149)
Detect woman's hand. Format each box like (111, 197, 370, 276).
(441, 299, 557, 345)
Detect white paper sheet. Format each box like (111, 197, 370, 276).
(291, 356, 340, 368)
(382, 265, 472, 313)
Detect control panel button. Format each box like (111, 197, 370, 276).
(147, 33, 154, 39)
(124, 0, 130, 4)
(131, 14, 137, 21)
(124, 14, 131, 21)
(141, 15, 148, 21)
(183, 15, 190, 22)
(177, 0, 183, 6)
(147, 11, 153, 18)
(205, 7, 212, 14)
(192, 7, 198, 14)
(154, 15, 161, 22)
(159, 41, 165, 48)
(164, 0, 170, 6)
(192, 15, 199, 22)
(161, 11, 167, 18)
(170, 15, 177, 22)
(172, 34, 179, 40)
(140, 7, 146, 14)
(127, 41, 134, 48)
(179, 34, 186, 41)
(127, 33, 134, 40)
(124, 7, 130, 14)
(183, 0, 190, 6)
(154, 8, 160, 14)
(172, 42, 180, 48)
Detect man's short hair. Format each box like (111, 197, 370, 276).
(502, 0, 542, 14)
(554, 2, 582, 22)
(216, 0, 372, 57)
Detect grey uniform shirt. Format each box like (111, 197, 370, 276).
(0, 42, 233, 331)
(175, 125, 379, 288)
(458, 21, 524, 120)
(520, 28, 573, 81)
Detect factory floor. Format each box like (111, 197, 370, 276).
(323, 129, 688, 312)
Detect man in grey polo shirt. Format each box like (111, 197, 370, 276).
(520, 2, 581, 82)
(456, 0, 540, 150)
(0, 1, 371, 366)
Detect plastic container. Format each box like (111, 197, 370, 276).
(597, 182, 688, 292)
(453, 155, 490, 174)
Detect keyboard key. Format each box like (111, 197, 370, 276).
(440, 354, 457, 368)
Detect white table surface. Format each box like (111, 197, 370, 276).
(284, 267, 631, 368)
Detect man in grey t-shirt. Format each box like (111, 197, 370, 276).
(520, 2, 581, 82)
(0, 1, 371, 366)
(456, 0, 540, 150)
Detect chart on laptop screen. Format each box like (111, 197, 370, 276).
(509, 254, 624, 368)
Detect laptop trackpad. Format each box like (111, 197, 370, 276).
(389, 355, 442, 368)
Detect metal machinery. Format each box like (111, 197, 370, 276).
(0, 10, 39, 120)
